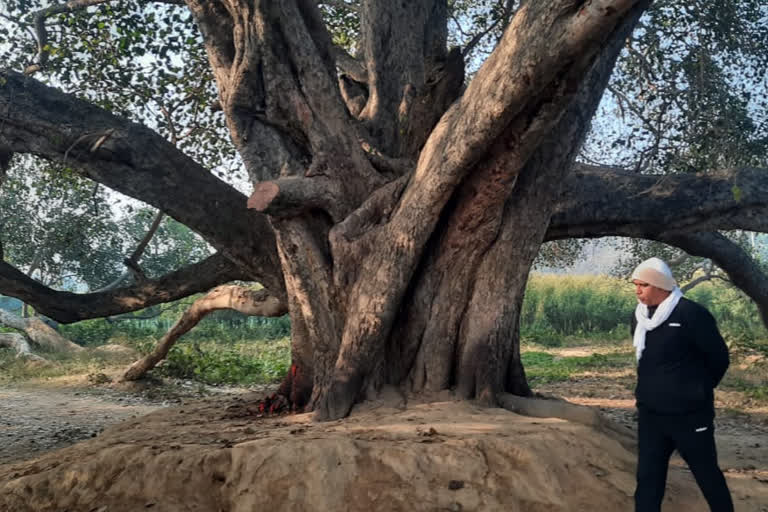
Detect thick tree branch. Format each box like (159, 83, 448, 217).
(122, 285, 287, 381)
(656, 232, 768, 330)
(247, 177, 346, 222)
(548, 165, 768, 239)
(187, 0, 381, 215)
(0, 71, 284, 294)
(451, 0, 649, 402)
(392, 0, 642, 246)
(358, 0, 451, 155)
(546, 169, 768, 329)
(331, 46, 367, 83)
(0, 253, 250, 323)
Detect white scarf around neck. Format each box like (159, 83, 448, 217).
(633, 287, 683, 361)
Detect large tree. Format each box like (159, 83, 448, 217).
(1, 0, 767, 420)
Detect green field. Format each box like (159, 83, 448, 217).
(2, 275, 766, 389)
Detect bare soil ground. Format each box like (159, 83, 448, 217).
(0, 347, 766, 511)
(0, 371, 256, 466)
(530, 345, 768, 511)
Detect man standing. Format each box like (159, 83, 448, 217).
(631, 257, 733, 512)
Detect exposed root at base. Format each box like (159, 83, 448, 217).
(223, 392, 292, 419)
(222, 365, 309, 420)
(497, 392, 636, 451)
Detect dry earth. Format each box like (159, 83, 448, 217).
(532, 347, 768, 511)
(0, 350, 766, 512)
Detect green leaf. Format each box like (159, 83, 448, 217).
(732, 185, 743, 203)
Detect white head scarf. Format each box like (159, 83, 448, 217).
(632, 258, 682, 361)
(631, 257, 677, 291)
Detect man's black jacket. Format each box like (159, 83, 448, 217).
(630, 297, 730, 419)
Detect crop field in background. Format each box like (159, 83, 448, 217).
(1, 275, 765, 396)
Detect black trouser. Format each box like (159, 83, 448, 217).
(635, 411, 733, 512)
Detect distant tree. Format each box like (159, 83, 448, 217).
(0, 158, 123, 290)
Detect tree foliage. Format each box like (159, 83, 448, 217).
(0, 157, 210, 291)
(582, 0, 768, 171)
(0, 157, 122, 289)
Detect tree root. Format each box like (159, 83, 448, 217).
(497, 392, 636, 452)
(222, 364, 309, 420)
(0, 310, 82, 353)
(223, 392, 292, 419)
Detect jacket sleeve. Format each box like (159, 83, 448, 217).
(691, 307, 730, 387)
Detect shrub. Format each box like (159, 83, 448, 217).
(521, 274, 635, 339)
(59, 319, 118, 346)
(157, 338, 290, 385)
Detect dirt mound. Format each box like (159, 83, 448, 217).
(0, 398, 719, 511)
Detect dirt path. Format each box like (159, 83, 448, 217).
(0, 384, 166, 465)
(1, 353, 767, 510)
(532, 348, 768, 510)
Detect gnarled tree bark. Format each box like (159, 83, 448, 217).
(182, 0, 650, 420)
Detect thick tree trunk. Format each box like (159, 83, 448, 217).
(122, 285, 286, 381)
(183, 0, 649, 420)
(0, 309, 83, 353)
(2, 0, 693, 423)
(389, 1, 646, 405)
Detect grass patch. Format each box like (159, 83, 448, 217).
(0, 346, 133, 384)
(520, 273, 768, 346)
(1, 335, 292, 388)
(521, 350, 634, 385)
(145, 337, 291, 386)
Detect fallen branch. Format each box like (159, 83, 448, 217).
(0, 332, 47, 362)
(0, 309, 83, 353)
(122, 285, 287, 381)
